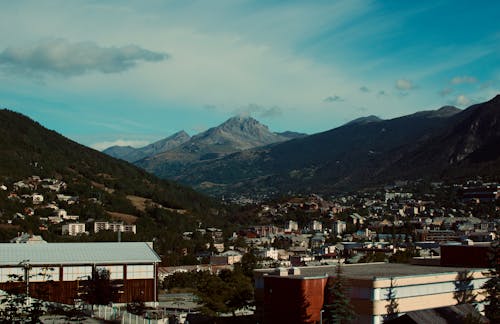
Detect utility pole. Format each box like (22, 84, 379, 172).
(19, 259, 31, 306)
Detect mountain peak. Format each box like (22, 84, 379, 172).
(345, 115, 383, 126)
(433, 105, 461, 117)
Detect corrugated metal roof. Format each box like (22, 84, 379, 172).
(0, 242, 160, 266)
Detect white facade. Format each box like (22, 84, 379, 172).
(94, 221, 137, 234)
(62, 223, 86, 236)
(286, 220, 299, 232)
(333, 220, 347, 235)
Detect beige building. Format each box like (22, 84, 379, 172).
(255, 263, 489, 324)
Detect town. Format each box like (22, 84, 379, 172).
(1, 174, 498, 323)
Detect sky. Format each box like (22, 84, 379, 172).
(0, 0, 499, 150)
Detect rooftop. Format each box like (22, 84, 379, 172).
(0, 242, 160, 266)
(256, 262, 487, 280)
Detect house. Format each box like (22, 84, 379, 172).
(10, 233, 47, 244)
(31, 194, 44, 204)
(210, 250, 243, 265)
(0, 242, 161, 305)
(332, 220, 347, 236)
(349, 213, 366, 225)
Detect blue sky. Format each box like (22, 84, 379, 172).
(0, 0, 498, 150)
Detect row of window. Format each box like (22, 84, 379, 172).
(0, 265, 155, 282)
(372, 278, 489, 300)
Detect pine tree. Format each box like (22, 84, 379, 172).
(323, 262, 356, 324)
(383, 277, 399, 322)
(453, 270, 477, 305)
(482, 238, 499, 323)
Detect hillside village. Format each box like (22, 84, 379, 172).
(2, 174, 498, 269)
(0, 158, 499, 322)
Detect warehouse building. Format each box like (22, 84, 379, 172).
(0, 242, 161, 305)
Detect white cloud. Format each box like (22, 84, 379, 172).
(451, 75, 477, 84)
(233, 104, 283, 118)
(455, 94, 471, 106)
(0, 39, 167, 77)
(395, 79, 415, 90)
(91, 139, 151, 151)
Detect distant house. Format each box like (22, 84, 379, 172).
(31, 194, 44, 204)
(349, 213, 366, 225)
(10, 233, 47, 244)
(210, 250, 243, 265)
(332, 220, 346, 236)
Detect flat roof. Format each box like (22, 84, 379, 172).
(0, 242, 161, 266)
(256, 263, 487, 280)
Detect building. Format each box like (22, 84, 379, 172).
(94, 221, 137, 234)
(333, 220, 347, 236)
(210, 250, 243, 265)
(9, 233, 47, 244)
(254, 263, 489, 324)
(286, 220, 299, 232)
(0, 242, 160, 305)
(462, 184, 500, 203)
(62, 223, 86, 236)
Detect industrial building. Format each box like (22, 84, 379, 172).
(0, 242, 161, 305)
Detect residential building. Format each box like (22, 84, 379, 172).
(62, 223, 86, 236)
(94, 221, 137, 234)
(333, 220, 347, 236)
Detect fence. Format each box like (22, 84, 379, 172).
(91, 304, 121, 321)
(89, 305, 172, 324)
(120, 311, 169, 324)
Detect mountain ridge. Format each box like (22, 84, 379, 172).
(145, 95, 499, 197)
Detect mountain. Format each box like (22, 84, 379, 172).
(136, 116, 294, 176)
(149, 95, 500, 197)
(345, 115, 383, 126)
(0, 108, 221, 224)
(103, 130, 191, 163)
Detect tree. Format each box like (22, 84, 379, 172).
(482, 238, 499, 323)
(454, 270, 477, 305)
(383, 277, 399, 323)
(239, 251, 259, 278)
(127, 298, 147, 316)
(323, 262, 356, 324)
(78, 268, 120, 306)
(0, 266, 55, 323)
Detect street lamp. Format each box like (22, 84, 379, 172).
(320, 309, 324, 324)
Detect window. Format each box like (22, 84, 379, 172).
(30, 267, 59, 282)
(97, 265, 124, 280)
(127, 265, 154, 279)
(63, 266, 92, 281)
(0, 267, 24, 283)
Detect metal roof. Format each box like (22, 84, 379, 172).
(0, 242, 160, 266)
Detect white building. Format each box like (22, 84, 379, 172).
(62, 223, 86, 236)
(312, 220, 323, 232)
(333, 220, 347, 236)
(94, 221, 137, 234)
(286, 220, 299, 232)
